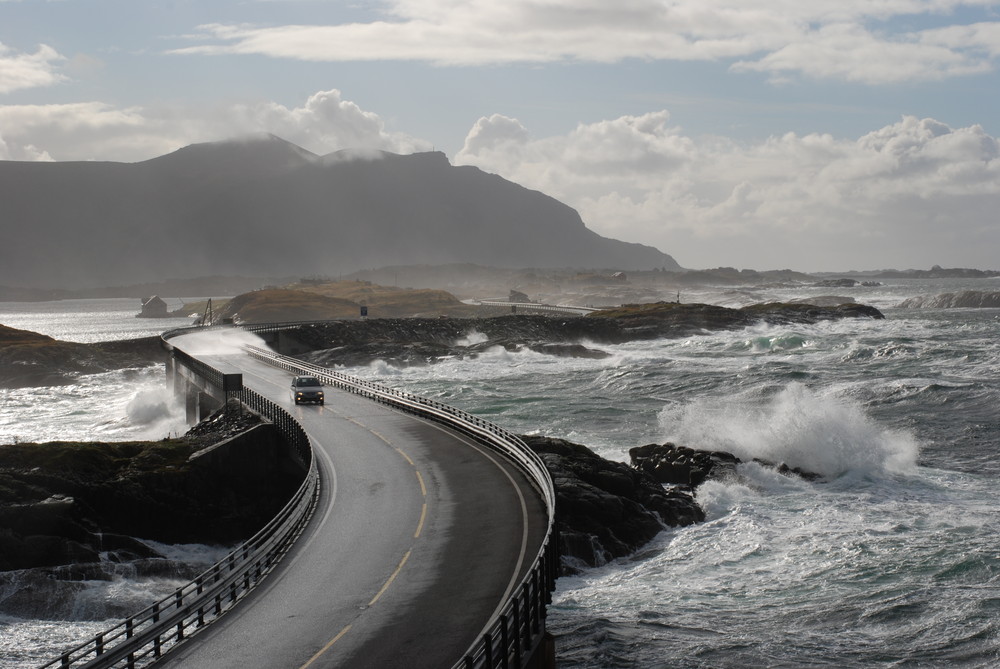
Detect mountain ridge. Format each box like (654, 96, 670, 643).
(1, 136, 678, 289)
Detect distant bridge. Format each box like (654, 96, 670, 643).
(474, 300, 598, 317)
(44, 322, 557, 669)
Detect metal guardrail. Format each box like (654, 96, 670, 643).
(45, 324, 557, 669)
(40, 337, 320, 669)
(475, 300, 597, 316)
(240, 342, 559, 669)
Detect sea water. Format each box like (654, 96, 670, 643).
(2, 283, 1000, 667)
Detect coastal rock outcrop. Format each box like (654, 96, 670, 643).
(0, 324, 165, 388)
(630, 442, 822, 485)
(0, 407, 303, 573)
(896, 291, 1000, 309)
(521, 435, 704, 574)
(290, 302, 884, 368)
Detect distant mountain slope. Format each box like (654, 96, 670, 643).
(0, 135, 679, 290)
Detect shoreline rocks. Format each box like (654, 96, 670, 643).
(522, 435, 705, 574)
(896, 290, 1000, 309)
(630, 442, 822, 485)
(1, 300, 884, 387)
(0, 325, 166, 388)
(2, 411, 826, 592)
(292, 302, 884, 368)
(0, 407, 302, 575)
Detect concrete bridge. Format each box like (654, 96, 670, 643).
(43, 323, 558, 669)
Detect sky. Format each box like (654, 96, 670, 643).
(2, 0, 999, 272)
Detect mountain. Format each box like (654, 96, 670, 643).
(0, 135, 679, 290)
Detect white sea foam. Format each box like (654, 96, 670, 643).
(5, 284, 1000, 669)
(0, 368, 185, 444)
(170, 328, 267, 356)
(657, 382, 920, 478)
(455, 329, 489, 346)
(124, 387, 188, 439)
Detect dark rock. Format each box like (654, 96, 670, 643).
(521, 435, 704, 574)
(509, 290, 530, 303)
(760, 460, 824, 482)
(789, 295, 856, 307)
(0, 325, 166, 388)
(0, 406, 302, 572)
(629, 442, 821, 485)
(630, 442, 740, 485)
(525, 343, 610, 359)
(896, 290, 1000, 309)
(814, 279, 858, 288)
(289, 301, 883, 368)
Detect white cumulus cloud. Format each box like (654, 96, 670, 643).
(456, 112, 1000, 271)
(0, 89, 430, 162)
(226, 90, 432, 156)
(0, 42, 66, 94)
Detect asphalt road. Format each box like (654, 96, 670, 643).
(157, 339, 549, 668)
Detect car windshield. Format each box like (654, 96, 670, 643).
(296, 377, 321, 387)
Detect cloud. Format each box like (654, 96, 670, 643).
(0, 42, 66, 94)
(456, 112, 1000, 271)
(731, 22, 994, 84)
(0, 89, 430, 162)
(171, 1, 1000, 84)
(460, 114, 530, 155)
(226, 89, 432, 156)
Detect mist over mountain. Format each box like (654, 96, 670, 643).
(0, 135, 678, 290)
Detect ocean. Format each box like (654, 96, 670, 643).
(2, 280, 1000, 667)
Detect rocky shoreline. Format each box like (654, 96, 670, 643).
(1, 408, 822, 591)
(0, 300, 883, 388)
(0, 324, 166, 388)
(289, 302, 884, 368)
(0, 301, 863, 600)
(0, 408, 302, 575)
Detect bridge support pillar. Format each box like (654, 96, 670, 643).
(183, 387, 224, 424)
(184, 384, 199, 425)
(167, 351, 242, 425)
(524, 632, 556, 669)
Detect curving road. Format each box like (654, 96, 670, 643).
(157, 337, 549, 668)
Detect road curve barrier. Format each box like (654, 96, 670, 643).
(39, 331, 320, 669)
(240, 341, 559, 669)
(43, 324, 558, 669)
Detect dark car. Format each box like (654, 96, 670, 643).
(290, 375, 325, 405)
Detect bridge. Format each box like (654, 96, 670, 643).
(472, 300, 598, 317)
(43, 323, 558, 669)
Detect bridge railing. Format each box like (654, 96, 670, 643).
(240, 342, 559, 669)
(41, 346, 320, 669)
(49, 324, 556, 669)
(242, 343, 554, 518)
(475, 300, 597, 316)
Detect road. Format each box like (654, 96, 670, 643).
(156, 342, 549, 668)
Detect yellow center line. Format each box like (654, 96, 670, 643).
(369, 550, 412, 607)
(310, 416, 427, 663)
(415, 502, 427, 538)
(394, 446, 416, 467)
(298, 625, 352, 669)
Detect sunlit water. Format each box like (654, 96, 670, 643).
(3, 283, 1000, 667)
(0, 298, 195, 344)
